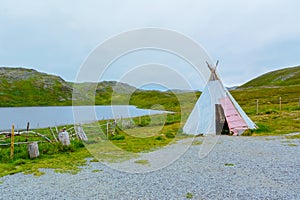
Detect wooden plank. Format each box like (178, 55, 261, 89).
(0, 141, 45, 146)
(75, 125, 88, 141)
(49, 127, 58, 142)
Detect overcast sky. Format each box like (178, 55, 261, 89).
(0, 0, 299, 89)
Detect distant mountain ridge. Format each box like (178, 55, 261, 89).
(1, 65, 299, 107)
(239, 65, 300, 88)
(0, 67, 136, 107)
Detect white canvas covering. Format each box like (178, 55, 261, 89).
(183, 63, 257, 135)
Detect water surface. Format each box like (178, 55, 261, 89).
(0, 105, 167, 131)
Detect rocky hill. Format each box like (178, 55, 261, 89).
(1, 65, 299, 108)
(0, 67, 136, 107)
(239, 65, 300, 88)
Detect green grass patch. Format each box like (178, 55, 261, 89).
(224, 163, 235, 166)
(110, 135, 125, 140)
(81, 118, 188, 163)
(229, 84, 300, 136)
(155, 135, 165, 140)
(285, 134, 300, 139)
(192, 140, 203, 145)
(0, 140, 91, 177)
(134, 159, 150, 165)
(287, 143, 298, 147)
(264, 138, 276, 141)
(165, 131, 175, 138)
(92, 169, 103, 173)
(251, 124, 273, 135)
(111, 123, 181, 153)
(186, 192, 193, 199)
(90, 158, 99, 162)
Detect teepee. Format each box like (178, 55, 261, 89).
(183, 61, 257, 135)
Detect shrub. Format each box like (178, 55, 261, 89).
(72, 140, 85, 148)
(110, 135, 125, 140)
(241, 129, 253, 136)
(155, 136, 164, 140)
(134, 159, 150, 165)
(138, 116, 151, 127)
(165, 131, 175, 138)
(13, 158, 27, 165)
(186, 192, 193, 199)
(252, 124, 273, 134)
(265, 110, 279, 114)
(165, 113, 181, 125)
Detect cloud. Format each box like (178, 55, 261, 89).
(0, 0, 299, 87)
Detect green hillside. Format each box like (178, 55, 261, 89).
(240, 65, 300, 88)
(232, 65, 300, 135)
(0, 67, 184, 110)
(0, 67, 73, 106)
(0, 67, 136, 107)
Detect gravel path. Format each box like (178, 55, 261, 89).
(1, 135, 300, 200)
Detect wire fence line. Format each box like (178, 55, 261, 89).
(247, 96, 300, 115)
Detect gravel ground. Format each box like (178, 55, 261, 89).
(1, 134, 300, 200)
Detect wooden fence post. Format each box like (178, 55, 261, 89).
(76, 125, 88, 141)
(28, 142, 39, 158)
(49, 127, 58, 142)
(279, 96, 282, 111)
(26, 122, 30, 142)
(58, 130, 70, 146)
(106, 121, 109, 136)
(10, 125, 14, 159)
(256, 99, 259, 115)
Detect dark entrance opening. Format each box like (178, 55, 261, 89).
(215, 104, 230, 135)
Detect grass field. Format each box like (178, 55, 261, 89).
(0, 114, 185, 176)
(0, 140, 91, 177)
(230, 85, 300, 135)
(0, 84, 299, 177)
(239, 65, 300, 88)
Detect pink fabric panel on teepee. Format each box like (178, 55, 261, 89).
(220, 97, 248, 134)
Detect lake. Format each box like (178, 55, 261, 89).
(0, 105, 168, 131)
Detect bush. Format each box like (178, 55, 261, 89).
(13, 158, 27, 165)
(186, 192, 193, 199)
(251, 124, 273, 134)
(265, 110, 279, 114)
(165, 114, 181, 125)
(110, 135, 125, 140)
(137, 116, 151, 127)
(165, 131, 175, 138)
(155, 136, 164, 140)
(292, 107, 300, 111)
(72, 140, 85, 148)
(241, 129, 253, 136)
